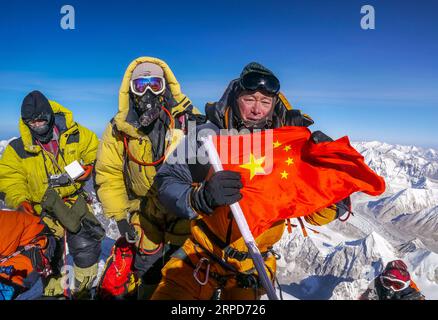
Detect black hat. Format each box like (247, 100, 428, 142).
(240, 62, 276, 78)
(21, 91, 55, 143)
(21, 90, 53, 120)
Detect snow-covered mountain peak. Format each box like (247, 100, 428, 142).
(352, 141, 438, 191)
(275, 140, 438, 299)
(325, 231, 397, 277)
(361, 231, 397, 261)
(398, 238, 428, 254)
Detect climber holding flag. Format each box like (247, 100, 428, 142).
(151, 62, 385, 300)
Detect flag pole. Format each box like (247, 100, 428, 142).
(201, 135, 279, 300)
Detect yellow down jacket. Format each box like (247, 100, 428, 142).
(95, 57, 198, 249)
(0, 101, 98, 214)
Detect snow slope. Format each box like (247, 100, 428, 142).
(0, 138, 15, 157)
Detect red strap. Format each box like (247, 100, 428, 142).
(339, 210, 354, 222)
(131, 223, 163, 255)
(307, 227, 320, 235)
(286, 219, 292, 234)
(297, 217, 308, 237)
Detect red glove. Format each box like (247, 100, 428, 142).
(76, 165, 93, 181)
(18, 201, 35, 215)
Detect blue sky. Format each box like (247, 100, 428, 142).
(0, 0, 437, 148)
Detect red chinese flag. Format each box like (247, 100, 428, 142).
(212, 126, 385, 238)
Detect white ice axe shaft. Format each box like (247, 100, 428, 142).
(202, 135, 279, 300)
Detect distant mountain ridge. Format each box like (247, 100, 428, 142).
(274, 141, 438, 299)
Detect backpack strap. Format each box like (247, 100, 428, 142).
(286, 219, 294, 234)
(297, 217, 308, 237)
(195, 219, 269, 262)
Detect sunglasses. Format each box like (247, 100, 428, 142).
(130, 76, 166, 96)
(239, 72, 280, 95)
(380, 276, 410, 292)
(24, 113, 50, 127)
(26, 119, 48, 127)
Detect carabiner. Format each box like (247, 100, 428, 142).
(193, 257, 210, 286)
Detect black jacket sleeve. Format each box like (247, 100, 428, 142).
(155, 123, 218, 219)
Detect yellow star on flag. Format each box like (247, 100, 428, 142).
(239, 153, 266, 180)
(285, 157, 294, 166)
(280, 170, 289, 179)
(273, 140, 282, 148)
(283, 145, 292, 152)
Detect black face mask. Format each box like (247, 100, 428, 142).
(21, 90, 55, 143)
(25, 113, 55, 144)
(131, 91, 162, 127)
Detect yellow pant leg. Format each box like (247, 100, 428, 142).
(221, 254, 277, 300)
(152, 241, 279, 301)
(151, 239, 219, 300)
(151, 256, 215, 300)
(130, 212, 163, 251)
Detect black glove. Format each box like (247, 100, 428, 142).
(117, 219, 138, 243)
(400, 290, 425, 300)
(191, 170, 243, 215)
(311, 130, 333, 143)
(139, 198, 148, 213)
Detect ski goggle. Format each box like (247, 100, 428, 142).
(130, 76, 166, 96)
(239, 72, 280, 95)
(380, 276, 410, 292)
